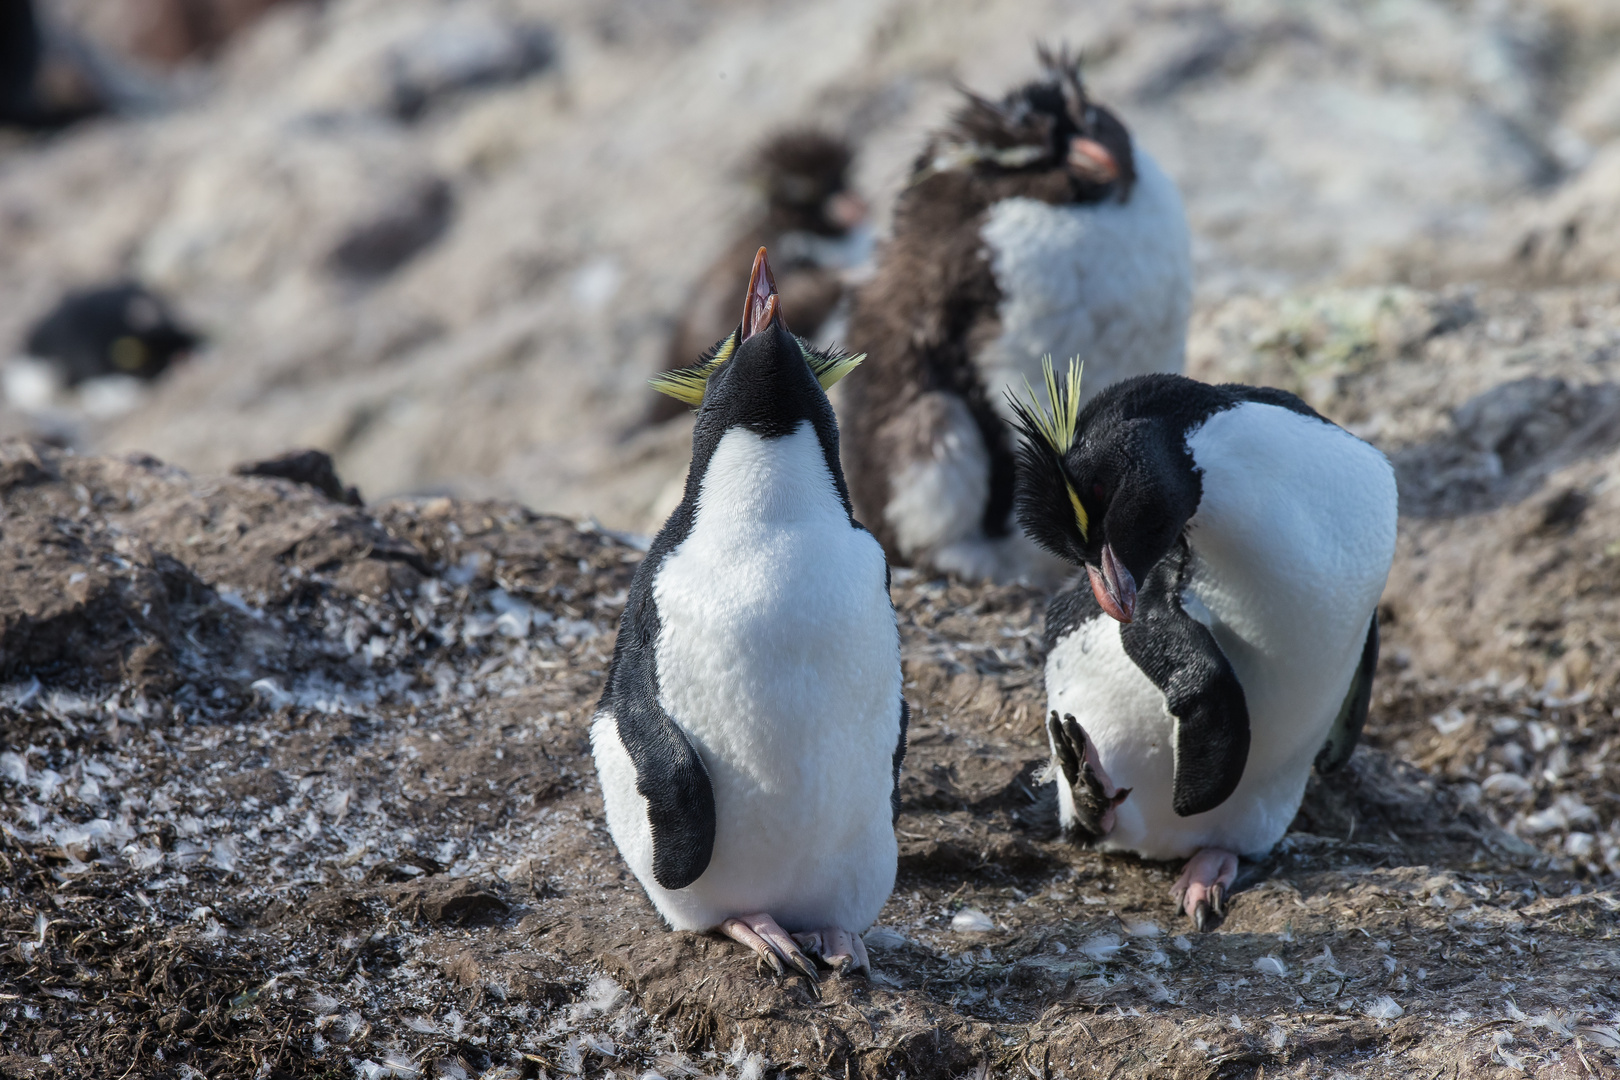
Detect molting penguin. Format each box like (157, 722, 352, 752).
(841, 48, 1190, 583)
(1010, 362, 1395, 929)
(593, 248, 905, 980)
(646, 129, 869, 427)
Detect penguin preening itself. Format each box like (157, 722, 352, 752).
(840, 48, 1190, 583)
(593, 248, 905, 979)
(645, 129, 869, 426)
(1011, 362, 1395, 929)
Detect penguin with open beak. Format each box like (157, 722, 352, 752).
(1011, 362, 1395, 930)
(840, 47, 1191, 583)
(592, 248, 905, 980)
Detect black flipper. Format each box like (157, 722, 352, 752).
(1119, 543, 1250, 818)
(891, 698, 909, 824)
(1314, 613, 1378, 774)
(600, 534, 716, 892)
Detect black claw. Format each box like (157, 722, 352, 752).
(761, 950, 785, 977)
(789, 950, 820, 984)
(1211, 884, 1225, 917)
(1193, 901, 1210, 933)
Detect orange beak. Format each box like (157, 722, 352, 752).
(1068, 136, 1120, 184)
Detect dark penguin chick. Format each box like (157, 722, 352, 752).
(592, 248, 905, 982)
(840, 47, 1190, 583)
(1011, 363, 1395, 930)
(23, 282, 201, 386)
(646, 129, 869, 425)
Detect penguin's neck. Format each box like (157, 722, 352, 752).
(693, 421, 845, 528)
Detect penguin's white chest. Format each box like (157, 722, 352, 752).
(977, 149, 1191, 422)
(597, 422, 901, 932)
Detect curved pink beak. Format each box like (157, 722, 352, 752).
(1087, 543, 1137, 623)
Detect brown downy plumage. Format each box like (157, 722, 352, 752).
(647, 129, 867, 425)
(839, 47, 1185, 583)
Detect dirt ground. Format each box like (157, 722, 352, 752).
(1, 400, 1617, 1080)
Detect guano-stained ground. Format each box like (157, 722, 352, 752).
(3, 284, 1620, 1080)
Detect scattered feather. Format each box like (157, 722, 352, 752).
(1365, 996, 1404, 1022)
(1078, 934, 1124, 963)
(951, 908, 995, 933)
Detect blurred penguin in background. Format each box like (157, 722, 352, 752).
(5, 281, 201, 413)
(840, 48, 1191, 583)
(646, 128, 870, 425)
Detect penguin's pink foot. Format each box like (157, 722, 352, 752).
(1171, 848, 1239, 932)
(720, 913, 819, 982)
(792, 926, 870, 976)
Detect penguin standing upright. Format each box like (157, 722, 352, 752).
(841, 48, 1191, 583)
(1010, 363, 1395, 929)
(593, 248, 905, 978)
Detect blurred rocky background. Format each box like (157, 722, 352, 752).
(1, 0, 1617, 532)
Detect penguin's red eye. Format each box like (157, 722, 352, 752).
(1092, 484, 1106, 500)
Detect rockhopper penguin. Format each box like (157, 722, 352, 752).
(1010, 362, 1395, 929)
(593, 248, 906, 979)
(841, 48, 1190, 583)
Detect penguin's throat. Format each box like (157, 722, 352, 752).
(695, 423, 844, 527)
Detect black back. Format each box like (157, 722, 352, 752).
(23, 283, 202, 386)
(1016, 374, 1320, 581)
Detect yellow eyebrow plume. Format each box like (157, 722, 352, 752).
(1009, 355, 1088, 539)
(648, 333, 865, 407)
(649, 331, 740, 406)
(1017, 355, 1084, 457)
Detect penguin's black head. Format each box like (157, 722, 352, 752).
(650, 247, 864, 438)
(23, 282, 202, 386)
(757, 129, 866, 238)
(1011, 367, 1201, 623)
(930, 45, 1137, 204)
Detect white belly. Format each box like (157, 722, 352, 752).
(594, 423, 901, 932)
(1047, 404, 1396, 860)
(1046, 615, 1306, 860)
(977, 149, 1191, 422)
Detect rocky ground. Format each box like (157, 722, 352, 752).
(5, 1, 1620, 1078)
(2, 310, 1619, 1077)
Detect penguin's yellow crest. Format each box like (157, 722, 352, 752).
(1010, 355, 1089, 541)
(649, 332, 865, 408)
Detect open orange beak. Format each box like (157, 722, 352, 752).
(741, 247, 783, 342)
